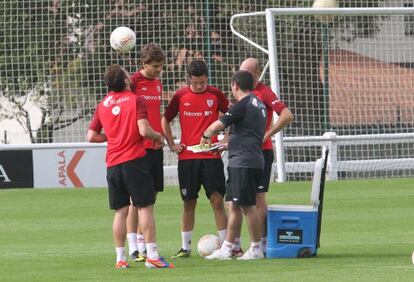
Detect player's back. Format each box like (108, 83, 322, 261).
(98, 90, 147, 167)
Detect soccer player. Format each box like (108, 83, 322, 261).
(200, 70, 267, 260)
(87, 64, 173, 269)
(126, 44, 166, 263)
(237, 57, 294, 254)
(161, 60, 229, 258)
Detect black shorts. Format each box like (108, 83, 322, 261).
(177, 158, 226, 201)
(106, 157, 155, 210)
(145, 149, 164, 192)
(257, 150, 275, 193)
(226, 167, 263, 206)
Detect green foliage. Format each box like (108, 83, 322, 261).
(0, 0, 393, 143)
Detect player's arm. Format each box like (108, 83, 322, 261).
(87, 129, 107, 143)
(200, 120, 225, 147)
(87, 108, 107, 143)
(161, 117, 185, 154)
(138, 118, 164, 147)
(264, 107, 294, 141)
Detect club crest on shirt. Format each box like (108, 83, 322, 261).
(112, 106, 120, 115)
(252, 97, 259, 107)
(206, 99, 214, 107)
(141, 87, 147, 91)
(156, 85, 161, 93)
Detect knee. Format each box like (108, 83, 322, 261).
(183, 199, 197, 212)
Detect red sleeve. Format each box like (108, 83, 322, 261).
(130, 71, 141, 93)
(163, 91, 181, 121)
(89, 107, 102, 132)
(261, 87, 287, 115)
(216, 90, 229, 113)
(136, 96, 148, 120)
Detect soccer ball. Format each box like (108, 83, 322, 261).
(312, 0, 338, 8)
(110, 26, 136, 53)
(312, 0, 338, 22)
(197, 234, 221, 257)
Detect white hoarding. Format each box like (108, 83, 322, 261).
(33, 147, 107, 188)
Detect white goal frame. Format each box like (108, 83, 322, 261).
(231, 7, 414, 182)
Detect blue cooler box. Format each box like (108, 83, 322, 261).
(267, 204, 318, 258)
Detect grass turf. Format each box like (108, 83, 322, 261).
(0, 178, 413, 281)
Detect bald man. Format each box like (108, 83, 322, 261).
(233, 57, 293, 256)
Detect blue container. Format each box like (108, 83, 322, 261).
(267, 205, 318, 258)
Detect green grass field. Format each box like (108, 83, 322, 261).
(1, 178, 413, 281)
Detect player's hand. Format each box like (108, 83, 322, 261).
(153, 134, 164, 150)
(169, 143, 185, 154)
(200, 136, 212, 148)
(263, 132, 271, 143)
(217, 142, 228, 152)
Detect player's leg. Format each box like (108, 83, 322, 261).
(106, 164, 131, 268)
(171, 159, 201, 258)
(205, 167, 238, 260)
(126, 204, 139, 261)
(202, 159, 228, 242)
(113, 206, 130, 268)
(238, 168, 264, 260)
(136, 149, 164, 262)
(126, 157, 173, 268)
(256, 149, 274, 253)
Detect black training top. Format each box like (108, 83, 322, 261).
(220, 94, 266, 169)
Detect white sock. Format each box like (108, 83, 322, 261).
(217, 229, 227, 242)
(233, 237, 241, 251)
(137, 233, 146, 254)
(126, 233, 138, 255)
(261, 237, 267, 253)
(146, 243, 159, 260)
(115, 247, 127, 262)
(250, 241, 262, 254)
(220, 240, 233, 256)
(182, 231, 192, 251)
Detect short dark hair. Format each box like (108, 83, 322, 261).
(187, 60, 208, 77)
(231, 70, 253, 92)
(140, 43, 166, 64)
(104, 64, 127, 92)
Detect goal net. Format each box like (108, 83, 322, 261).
(1, 1, 414, 185)
(252, 7, 414, 181)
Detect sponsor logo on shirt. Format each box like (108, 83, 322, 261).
(206, 99, 214, 107)
(141, 87, 147, 91)
(183, 111, 203, 117)
(271, 99, 279, 105)
(183, 102, 191, 106)
(103, 95, 130, 107)
(103, 95, 114, 107)
(204, 111, 212, 116)
(142, 95, 161, 101)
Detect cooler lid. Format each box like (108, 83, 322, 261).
(267, 204, 318, 212)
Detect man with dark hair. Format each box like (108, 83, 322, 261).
(161, 60, 229, 259)
(238, 57, 294, 254)
(126, 44, 166, 263)
(87, 64, 174, 269)
(200, 70, 267, 260)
